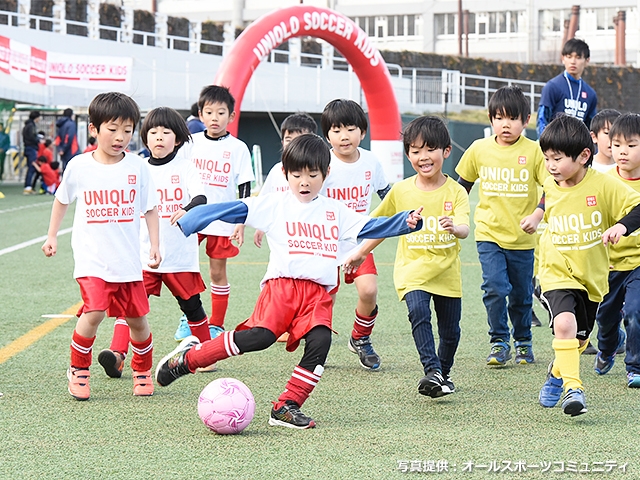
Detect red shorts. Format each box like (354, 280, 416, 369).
(76, 277, 149, 318)
(235, 278, 333, 352)
(329, 252, 377, 295)
(198, 234, 239, 259)
(143, 271, 206, 299)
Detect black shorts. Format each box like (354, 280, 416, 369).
(540, 289, 598, 341)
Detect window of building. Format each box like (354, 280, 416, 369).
(488, 12, 496, 33)
(447, 13, 456, 34)
(510, 11, 519, 33)
(368, 16, 376, 36)
(467, 12, 476, 34)
(408, 14, 416, 35)
(596, 8, 616, 30)
(388, 16, 395, 36)
(498, 12, 507, 32)
(397, 15, 405, 35)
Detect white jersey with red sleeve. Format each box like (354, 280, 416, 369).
(243, 192, 369, 291)
(55, 151, 158, 282)
(260, 161, 289, 195)
(140, 146, 204, 273)
(321, 148, 389, 215)
(189, 132, 255, 236)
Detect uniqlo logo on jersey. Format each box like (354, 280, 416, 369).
(582, 91, 588, 99)
(223, 151, 231, 159)
(326, 211, 335, 221)
(444, 201, 453, 212)
(365, 171, 371, 180)
(171, 175, 180, 184)
(518, 156, 526, 165)
(586, 195, 597, 207)
(128, 175, 136, 184)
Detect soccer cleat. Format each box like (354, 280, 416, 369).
(562, 388, 587, 416)
(514, 343, 535, 364)
(269, 401, 316, 429)
(582, 342, 598, 355)
(418, 370, 452, 398)
(486, 341, 511, 366)
(209, 325, 224, 339)
(98, 349, 125, 378)
(627, 372, 640, 388)
(132, 370, 154, 396)
(155, 336, 199, 387)
(348, 335, 381, 370)
(67, 367, 90, 401)
(594, 329, 626, 375)
(539, 362, 563, 407)
(174, 315, 192, 342)
(443, 374, 456, 394)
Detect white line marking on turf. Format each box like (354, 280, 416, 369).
(0, 227, 72, 257)
(0, 201, 52, 215)
(41, 314, 75, 318)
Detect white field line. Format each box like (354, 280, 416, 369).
(0, 201, 52, 214)
(0, 227, 72, 257)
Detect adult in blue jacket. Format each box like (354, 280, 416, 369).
(55, 108, 79, 171)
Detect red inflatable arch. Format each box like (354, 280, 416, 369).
(214, 5, 404, 182)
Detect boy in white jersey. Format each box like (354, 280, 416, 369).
(42, 92, 160, 400)
(97, 107, 211, 379)
(344, 116, 469, 397)
(189, 85, 255, 340)
(592, 113, 640, 386)
(589, 109, 621, 174)
(537, 115, 640, 416)
(456, 86, 547, 366)
(320, 99, 390, 371)
(254, 112, 318, 248)
(154, 134, 423, 429)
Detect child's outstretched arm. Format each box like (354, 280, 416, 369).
(177, 201, 249, 236)
(342, 238, 384, 275)
(144, 207, 162, 268)
(357, 207, 423, 239)
(603, 203, 640, 246)
(42, 199, 69, 257)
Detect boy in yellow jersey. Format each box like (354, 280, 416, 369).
(537, 115, 640, 416)
(343, 116, 469, 397)
(592, 113, 640, 386)
(456, 86, 547, 366)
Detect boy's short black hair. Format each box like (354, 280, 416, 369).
(281, 113, 318, 137)
(44, 139, 52, 147)
(609, 113, 640, 143)
(190, 102, 199, 117)
(88, 92, 140, 133)
(488, 86, 530, 122)
(539, 115, 593, 166)
(140, 107, 192, 150)
(198, 85, 235, 113)
(63, 108, 73, 117)
(282, 134, 330, 179)
(51, 161, 60, 170)
(321, 99, 368, 139)
(562, 38, 590, 58)
(590, 109, 621, 136)
(37, 155, 47, 163)
(29, 111, 40, 120)
(403, 116, 451, 154)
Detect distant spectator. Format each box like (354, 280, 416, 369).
(22, 110, 40, 195)
(32, 138, 54, 190)
(83, 136, 98, 153)
(186, 102, 206, 134)
(34, 157, 61, 194)
(0, 122, 9, 181)
(55, 108, 79, 171)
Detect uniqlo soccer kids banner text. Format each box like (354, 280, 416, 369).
(0, 35, 132, 90)
(214, 5, 404, 182)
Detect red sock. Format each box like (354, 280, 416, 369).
(130, 333, 153, 372)
(352, 307, 377, 339)
(70, 330, 95, 368)
(188, 316, 211, 343)
(209, 283, 230, 328)
(274, 365, 323, 409)
(109, 317, 130, 355)
(186, 331, 240, 371)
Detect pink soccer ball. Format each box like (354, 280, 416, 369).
(197, 378, 256, 434)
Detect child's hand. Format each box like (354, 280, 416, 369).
(170, 209, 186, 225)
(42, 237, 57, 257)
(520, 214, 541, 235)
(407, 206, 423, 229)
(602, 223, 627, 246)
(230, 224, 245, 247)
(148, 246, 161, 269)
(342, 251, 367, 275)
(439, 215, 455, 233)
(254, 229, 265, 248)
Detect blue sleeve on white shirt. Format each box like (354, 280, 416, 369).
(177, 201, 248, 236)
(357, 211, 422, 239)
